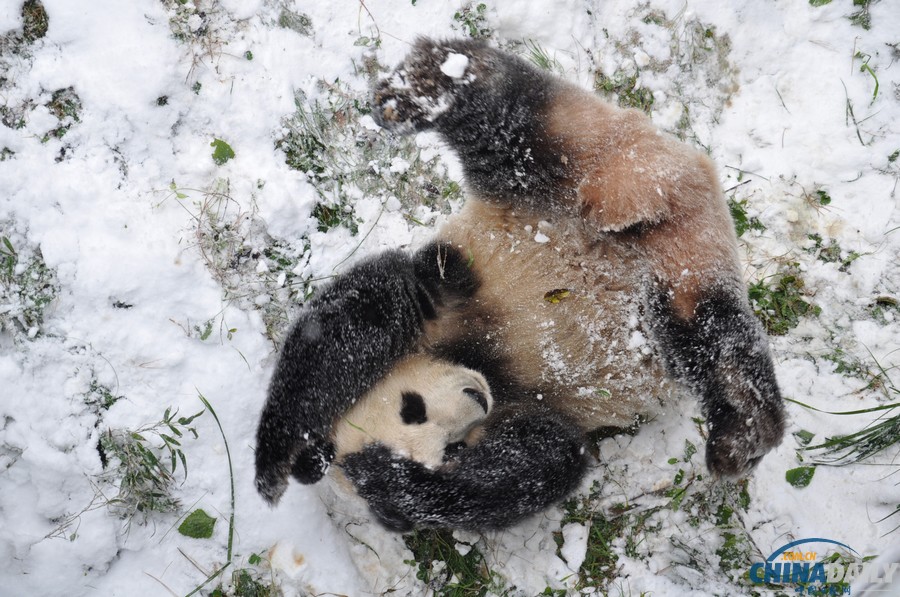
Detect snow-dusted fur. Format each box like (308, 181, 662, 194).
(254, 37, 785, 530)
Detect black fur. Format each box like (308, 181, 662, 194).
(646, 285, 786, 477)
(340, 406, 588, 531)
(412, 240, 480, 305)
(373, 38, 572, 209)
(400, 392, 428, 425)
(255, 246, 475, 504)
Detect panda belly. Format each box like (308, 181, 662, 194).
(434, 200, 673, 430)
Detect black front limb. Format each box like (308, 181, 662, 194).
(371, 38, 569, 205)
(255, 244, 477, 505)
(340, 407, 589, 531)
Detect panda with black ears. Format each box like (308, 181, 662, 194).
(254, 38, 786, 532)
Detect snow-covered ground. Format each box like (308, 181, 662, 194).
(1, 0, 898, 595)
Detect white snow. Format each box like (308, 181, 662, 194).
(1, 0, 899, 595)
(440, 52, 469, 79)
(560, 522, 590, 572)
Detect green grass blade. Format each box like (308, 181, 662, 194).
(197, 392, 234, 563)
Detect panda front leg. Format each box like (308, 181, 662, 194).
(340, 406, 588, 531)
(255, 243, 478, 504)
(372, 37, 671, 230)
(372, 37, 574, 209)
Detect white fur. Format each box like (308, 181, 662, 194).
(333, 355, 492, 468)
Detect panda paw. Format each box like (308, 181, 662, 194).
(290, 440, 336, 484)
(414, 241, 480, 305)
(255, 431, 335, 505)
(705, 399, 786, 478)
(340, 444, 418, 531)
(372, 38, 486, 133)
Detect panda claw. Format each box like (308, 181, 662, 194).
(255, 467, 288, 506)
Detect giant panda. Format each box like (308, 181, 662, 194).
(254, 37, 786, 531)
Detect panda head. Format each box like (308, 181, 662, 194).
(332, 355, 493, 470)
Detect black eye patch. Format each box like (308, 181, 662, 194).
(463, 387, 489, 413)
(400, 391, 428, 424)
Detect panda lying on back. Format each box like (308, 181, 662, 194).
(255, 38, 786, 531)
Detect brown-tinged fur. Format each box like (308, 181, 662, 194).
(424, 200, 673, 430)
(547, 87, 743, 320)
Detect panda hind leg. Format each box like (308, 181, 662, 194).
(648, 285, 786, 478)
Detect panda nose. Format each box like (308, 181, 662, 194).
(463, 388, 489, 414)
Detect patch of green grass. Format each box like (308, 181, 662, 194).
(43, 87, 82, 141)
(164, 179, 312, 340)
(805, 234, 861, 271)
(664, 440, 701, 511)
(276, 82, 462, 235)
(0, 230, 59, 340)
(523, 39, 563, 73)
(716, 531, 750, 574)
(404, 529, 506, 596)
(47, 87, 82, 122)
(804, 405, 900, 466)
(162, 0, 213, 42)
(587, 9, 736, 149)
(554, 482, 664, 591)
(0, 100, 31, 130)
(818, 348, 886, 392)
(869, 296, 899, 325)
(22, 0, 49, 44)
(97, 407, 204, 525)
(748, 267, 820, 335)
(311, 202, 358, 235)
(849, 0, 873, 30)
(452, 3, 492, 39)
(666, 479, 757, 587)
(728, 197, 766, 237)
(85, 380, 124, 412)
(594, 71, 655, 114)
(790, 367, 900, 534)
(277, 9, 312, 36)
(578, 434, 757, 597)
(210, 566, 280, 597)
(791, 359, 900, 465)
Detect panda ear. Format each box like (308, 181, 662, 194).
(400, 391, 428, 425)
